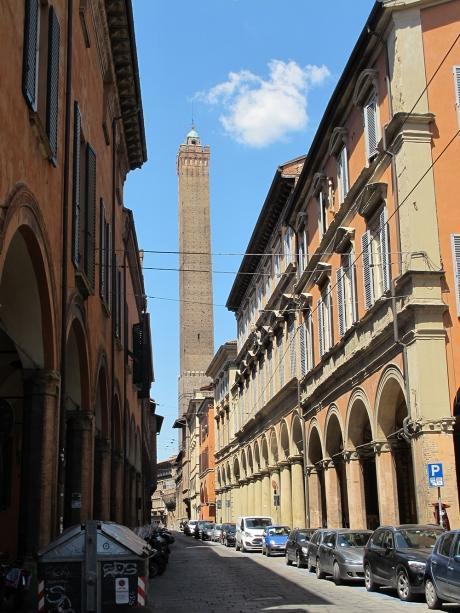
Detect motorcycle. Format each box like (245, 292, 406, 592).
(0, 556, 31, 611)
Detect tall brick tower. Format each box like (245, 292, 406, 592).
(177, 127, 214, 416)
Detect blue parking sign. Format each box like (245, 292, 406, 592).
(428, 463, 444, 487)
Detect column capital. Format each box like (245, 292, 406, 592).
(321, 457, 335, 470)
(112, 449, 124, 463)
(342, 449, 361, 462)
(277, 460, 290, 469)
(95, 437, 111, 454)
(246, 475, 255, 483)
(215, 487, 222, 495)
(267, 464, 279, 475)
(259, 468, 270, 476)
(238, 478, 248, 486)
(305, 464, 318, 476)
(288, 454, 303, 465)
(252, 471, 262, 480)
(67, 410, 94, 431)
(372, 440, 392, 454)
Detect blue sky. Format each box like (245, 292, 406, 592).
(125, 0, 375, 460)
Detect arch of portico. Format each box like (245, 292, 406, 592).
(324, 407, 349, 528)
(306, 421, 327, 528)
(345, 389, 379, 529)
(374, 366, 417, 525)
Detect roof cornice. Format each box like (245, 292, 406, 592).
(105, 0, 147, 169)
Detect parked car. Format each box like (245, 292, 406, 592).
(262, 525, 290, 557)
(194, 521, 207, 539)
(235, 516, 273, 552)
(184, 520, 198, 536)
(425, 529, 460, 609)
(363, 524, 444, 601)
(307, 529, 331, 572)
(285, 528, 318, 568)
(211, 524, 222, 542)
(315, 529, 372, 584)
(221, 523, 236, 547)
(201, 522, 215, 541)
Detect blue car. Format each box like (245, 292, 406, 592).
(425, 529, 460, 609)
(262, 525, 290, 557)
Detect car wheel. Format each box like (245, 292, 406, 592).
(241, 543, 247, 553)
(266, 547, 271, 557)
(307, 555, 314, 573)
(296, 552, 303, 568)
(316, 559, 325, 580)
(286, 552, 292, 566)
(425, 579, 442, 610)
(236, 542, 240, 552)
(396, 569, 413, 602)
(333, 562, 342, 586)
(364, 563, 379, 592)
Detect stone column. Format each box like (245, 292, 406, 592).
(247, 476, 255, 514)
(323, 459, 341, 528)
(217, 488, 223, 523)
(290, 456, 305, 528)
(268, 466, 280, 523)
(261, 469, 271, 516)
(110, 450, 124, 522)
(279, 461, 292, 527)
(94, 437, 111, 520)
(64, 410, 94, 527)
(238, 479, 247, 516)
(375, 443, 399, 525)
(306, 466, 322, 528)
(253, 473, 262, 515)
(20, 370, 61, 552)
(231, 483, 239, 521)
(344, 452, 367, 529)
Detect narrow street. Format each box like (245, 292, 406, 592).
(150, 533, 447, 613)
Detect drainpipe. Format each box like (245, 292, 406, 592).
(57, 0, 73, 535)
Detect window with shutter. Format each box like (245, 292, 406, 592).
(289, 319, 296, 378)
(84, 144, 96, 290)
(132, 322, 143, 384)
(46, 7, 60, 161)
(379, 208, 391, 293)
(348, 253, 358, 324)
(299, 321, 306, 377)
(107, 223, 112, 310)
(326, 289, 333, 351)
(260, 360, 265, 405)
(268, 348, 273, 399)
(337, 146, 349, 203)
(362, 231, 374, 309)
(364, 94, 378, 161)
(318, 299, 324, 357)
(72, 102, 81, 266)
(337, 266, 346, 337)
(99, 199, 106, 301)
(277, 335, 284, 388)
(22, 0, 40, 110)
(454, 66, 460, 108)
(451, 234, 460, 316)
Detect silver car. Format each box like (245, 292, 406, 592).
(211, 524, 223, 542)
(316, 529, 372, 584)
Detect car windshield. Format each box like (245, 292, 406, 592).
(395, 528, 443, 549)
(204, 523, 214, 529)
(297, 531, 311, 542)
(268, 527, 289, 536)
(337, 532, 370, 547)
(227, 525, 236, 533)
(246, 518, 272, 529)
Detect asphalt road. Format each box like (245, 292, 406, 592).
(149, 532, 459, 613)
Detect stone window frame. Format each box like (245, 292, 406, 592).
(353, 69, 380, 164)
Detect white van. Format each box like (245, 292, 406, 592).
(235, 516, 273, 552)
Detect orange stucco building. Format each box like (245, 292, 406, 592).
(0, 0, 155, 569)
(215, 0, 460, 531)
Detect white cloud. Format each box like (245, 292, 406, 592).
(196, 60, 330, 147)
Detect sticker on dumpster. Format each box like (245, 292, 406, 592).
(115, 578, 129, 604)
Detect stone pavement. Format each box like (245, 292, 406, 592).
(148, 532, 459, 612)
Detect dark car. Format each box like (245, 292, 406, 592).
(425, 529, 460, 609)
(201, 522, 215, 541)
(316, 529, 372, 584)
(194, 520, 207, 539)
(363, 524, 444, 601)
(285, 528, 317, 568)
(307, 529, 331, 572)
(221, 523, 236, 547)
(184, 520, 197, 536)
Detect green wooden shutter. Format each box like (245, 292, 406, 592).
(46, 6, 60, 162)
(85, 144, 96, 290)
(379, 208, 391, 293)
(451, 234, 460, 316)
(337, 266, 346, 337)
(362, 231, 374, 309)
(22, 0, 39, 109)
(72, 102, 81, 266)
(99, 199, 106, 300)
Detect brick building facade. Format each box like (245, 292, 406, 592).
(0, 0, 154, 563)
(216, 0, 460, 530)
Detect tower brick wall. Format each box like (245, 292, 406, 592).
(177, 132, 214, 415)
